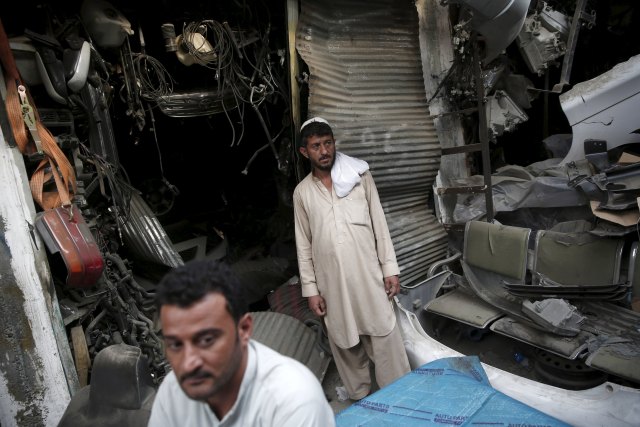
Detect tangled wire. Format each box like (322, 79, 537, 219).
(132, 52, 175, 100)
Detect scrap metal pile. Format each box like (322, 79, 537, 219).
(3, 0, 292, 386)
(423, 0, 640, 391)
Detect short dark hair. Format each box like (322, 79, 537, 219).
(299, 121, 333, 148)
(154, 259, 248, 323)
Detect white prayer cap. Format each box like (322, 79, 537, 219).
(300, 116, 330, 131)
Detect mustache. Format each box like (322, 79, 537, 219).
(180, 369, 213, 383)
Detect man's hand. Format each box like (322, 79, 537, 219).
(384, 275, 400, 299)
(308, 295, 327, 316)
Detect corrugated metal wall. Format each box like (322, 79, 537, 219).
(296, 0, 448, 285)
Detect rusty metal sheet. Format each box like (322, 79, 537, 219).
(251, 311, 331, 382)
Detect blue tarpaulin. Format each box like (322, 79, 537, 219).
(336, 356, 570, 426)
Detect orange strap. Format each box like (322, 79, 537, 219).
(29, 123, 76, 208)
(0, 18, 76, 209)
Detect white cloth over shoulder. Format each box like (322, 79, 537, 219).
(331, 152, 369, 198)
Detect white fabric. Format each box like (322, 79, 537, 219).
(294, 171, 400, 348)
(331, 152, 370, 198)
(148, 340, 335, 427)
(300, 116, 329, 130)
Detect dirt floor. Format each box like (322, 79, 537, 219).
(322, 359, 381, 415)
(322, 362, 352, 415)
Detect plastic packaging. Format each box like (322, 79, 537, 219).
(513, 351, 530, 368)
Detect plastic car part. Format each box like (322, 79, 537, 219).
(395, 301, 640, 426)
(517, 2, 570, 75)
(65, 41, 91, 93)
(449, 0, 531, 64)
(80, 0, 133, 49)
(57, 344, 156, 427)
(485, 90, 529, 137)
(35, 205, 105, 288)
(560, 54, 640, 164)
(521, 298, 585, 336)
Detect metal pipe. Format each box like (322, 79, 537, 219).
(427, 251, 462, 277)
(472, 32, 494, 222)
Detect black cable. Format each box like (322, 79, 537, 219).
(133, 52, 174, 100)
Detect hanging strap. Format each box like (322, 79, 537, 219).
(0, 18, 76, 210)
(30, 123, 74, 208)
(0, 18, 29, 153)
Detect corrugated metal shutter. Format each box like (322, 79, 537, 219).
(297, 0, 448, 286)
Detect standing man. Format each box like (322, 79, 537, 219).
(293, 117, 411, 401)
(148, 259, 335, 427)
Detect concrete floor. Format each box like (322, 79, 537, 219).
(322, 361, 352, 415)
(321, 359, 381, 415)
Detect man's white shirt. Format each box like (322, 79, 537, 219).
(148, 340, 335, 427)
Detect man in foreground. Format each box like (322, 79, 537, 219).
(148, 259, 335, 426)
(293, 117, 411, 401)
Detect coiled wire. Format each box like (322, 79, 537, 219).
(132, 53, 175, 101)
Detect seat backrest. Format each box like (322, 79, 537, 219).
(463, 221, 531, 282)
(533, 230, 624, 286)
(57, 344, 156, 427)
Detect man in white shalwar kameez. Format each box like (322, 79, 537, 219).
(293, 117, 410, 400)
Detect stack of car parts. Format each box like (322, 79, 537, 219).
(505, 282, 629, 301)
(516, 1, 570, 76)
(423, 220, 640, 389)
